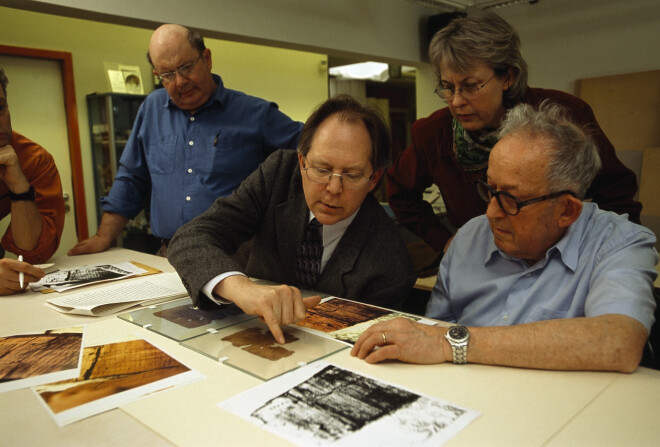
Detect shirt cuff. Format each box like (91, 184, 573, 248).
(202, 271, 247, 305)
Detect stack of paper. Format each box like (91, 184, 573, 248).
(45, 273, 188, 316)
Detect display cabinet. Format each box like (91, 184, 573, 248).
(87, 93, 160, 253)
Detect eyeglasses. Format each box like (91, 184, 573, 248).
(434, 73, 497, 101)
(156, 53, 203, 84)
(303, 160, 372, 190)
(475, 180, 576, 216)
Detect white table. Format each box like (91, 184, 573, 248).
(2, 248, 659, 447)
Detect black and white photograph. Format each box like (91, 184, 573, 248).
(219, 361, 480, 446)
(30, 261, 149, 293)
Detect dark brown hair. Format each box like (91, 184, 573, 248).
(298, 94, 391, 171)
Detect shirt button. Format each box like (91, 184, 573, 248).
(503, 315, 509, 321)
(526, 273, 531, 277)
(186, 196, 191, 201)
(190, 116, 195, 122)
(187, 168, 193, 173)
(188, 140, 194, 146)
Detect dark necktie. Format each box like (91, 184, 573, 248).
(296, 218, 323, 289)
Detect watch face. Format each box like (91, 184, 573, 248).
(449, 325, 469, 340)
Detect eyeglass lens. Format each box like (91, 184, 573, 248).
(476, 181, 519, 215)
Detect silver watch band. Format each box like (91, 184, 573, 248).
(450, 342, 468, 364)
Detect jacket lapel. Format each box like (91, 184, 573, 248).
(275, 194, 309, 279)
(317, 196, 377, 297)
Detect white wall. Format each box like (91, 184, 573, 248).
(7, 0, 659, 120)
(416, 0, 660, 118)
(498, 0, 660, 93)
(0, 0, 438, 65)
(0, 6, 329, 239)
(2, 0, 659, 188)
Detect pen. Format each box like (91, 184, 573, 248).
(18, 255, 24, 288)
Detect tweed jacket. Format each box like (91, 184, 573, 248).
(168, 149, 416, 310)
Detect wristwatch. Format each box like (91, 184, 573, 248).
(8, 186, 35, 201)
(445, 325, 470, 364)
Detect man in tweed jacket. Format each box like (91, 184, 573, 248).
(168, 95, 416, 343)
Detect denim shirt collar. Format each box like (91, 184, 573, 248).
(162, 74, 225, 112)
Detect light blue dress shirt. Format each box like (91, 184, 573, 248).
(426, 203, 658, 332)
(101, 75, 303, 239)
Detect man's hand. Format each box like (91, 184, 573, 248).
(0, 144, 30, 193)
(215, 276, 321, 343)
(68, 234, 113, 256)
(68, 212, 129, 256)
(351, 317, 451, 364)
(0, 258, 45, 295)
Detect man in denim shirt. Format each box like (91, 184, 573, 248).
(352, 101, 657, 373)
(69, 24, 302, 256)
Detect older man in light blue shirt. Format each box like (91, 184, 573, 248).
(427, 202, 656, 330)
(352, 101, 657, 373)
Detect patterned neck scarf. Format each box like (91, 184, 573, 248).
(452, 118, 500, 171)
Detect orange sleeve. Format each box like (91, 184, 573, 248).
(1, 132, 65, 263)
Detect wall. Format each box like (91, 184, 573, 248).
(416, 0, 660, 119)
(1, 0, 660, 236)
(6, 1, 659, 126)
(0, 6, 328, 238)
(0, 0, 437, 64)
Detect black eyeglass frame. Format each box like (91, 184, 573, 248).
(475, 179, 577, 216)
(156, 52, 204, 84)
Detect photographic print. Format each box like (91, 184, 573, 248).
(119, 298, 255, 341)
(31, 261, 150, 293)
(295, 298, 393, 333)
(33, 338, 203, 426)
(0, 326, 84, 393)
(219, 361, 480, 447)
(119, 65, 144, 95)
(181, 319, 346, 380)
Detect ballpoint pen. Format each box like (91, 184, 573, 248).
(18, 255, 24, 288)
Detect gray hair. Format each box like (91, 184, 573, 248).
(428, 10, 528, 107)
(0, 67, 8, 97)
(498, 100, 601, 198)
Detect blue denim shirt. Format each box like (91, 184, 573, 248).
(426, 203, 658, 332)
(101, 74, 303, 239)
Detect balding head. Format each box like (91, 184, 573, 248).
(147, 24, 204, 67)
(147, 24, 215, 114)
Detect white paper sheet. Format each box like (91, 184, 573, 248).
(45, 273, 188, 316)
(219, 361, 480, 447)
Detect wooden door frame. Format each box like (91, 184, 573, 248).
(0, 44, 88, 240)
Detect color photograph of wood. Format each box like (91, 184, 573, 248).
(34, 338, 202, 426)
(0, 326, 84, 393)
(295, 298, 392, 333)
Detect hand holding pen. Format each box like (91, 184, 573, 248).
(0, 256, 46, 295)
